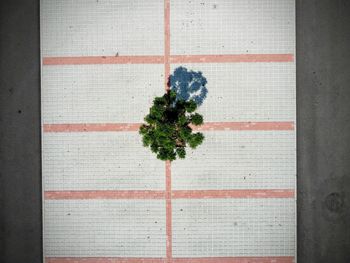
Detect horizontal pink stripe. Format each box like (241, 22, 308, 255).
(171, 54, 294, 63)
(43, 56, 164, 65)
(45, 189, 294, 200)
(46, 258, 164, 263)
(43, 122, 294, 133)
(192, 122, 294, 131)
(172, 189, 295, 199)
(43, 123, 141, 132)
(45, 190, 165, 200)
(45, 257, 294, 263)
(172, 257, 294, 263)
(42, 54, 293, 65)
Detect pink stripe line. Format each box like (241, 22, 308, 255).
(45, 190, 165, 200)
(172, 256, 295, 263)
(44, 189, 295, 200)
(165, 160, 172, 262)
(42, 54, 294, 65)
(164, 2, 172, 259)
(192, 121, 294, 131)
(43, 122, 294, 133)
(164, 0, 170, 91)
(46, 258, 165, 263)
(170, 54, 294, 63)
(43, 56, 164, 65)
(45, 257, 294, 263)
(172, 189, 295, 199)
(43, 123, 141, 132)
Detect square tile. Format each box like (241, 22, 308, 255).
(41, 0, 164, 56)
(170, 0, 294, 55)
(172, 198, 295, 257)
(43, 132, 164, 190)
(44, 199, 166, 257)
(42, 64, 164, 124)
(172, 131, 295, 190)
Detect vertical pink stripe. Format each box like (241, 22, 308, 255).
(164, 0, 170, 91)
(165, 161, 172, 262)
(164, 0, 172, 261)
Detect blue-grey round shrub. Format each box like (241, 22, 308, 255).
(169, 66, 208, 106)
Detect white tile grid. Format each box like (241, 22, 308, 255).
(44, 200, 166, 257)
(172, 198, 295, 257)
(42, 64, 164, 124)
(41, 0, 164, 56)
(170, 0, 295, 55)
(43, 132, 164, 190)
(41, 0, 296, 259)
(172, 131, 295, 190)
(171, 63, 296, 122)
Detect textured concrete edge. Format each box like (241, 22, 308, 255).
(0, 0, 43, 262)
(296, 0, 350, 262)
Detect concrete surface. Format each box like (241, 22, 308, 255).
(296, 0, 350, 262)
(0, 0, 349, 263)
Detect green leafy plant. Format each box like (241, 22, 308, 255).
(139, 89, 205, 161)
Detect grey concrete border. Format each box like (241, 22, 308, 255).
(0, 0, 42, 262)
(1, 0, 350, 262)
(296, 0, 350, 262)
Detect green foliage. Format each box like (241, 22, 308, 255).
(190, 113, 203, 126)
(139, 90, 205, 161)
